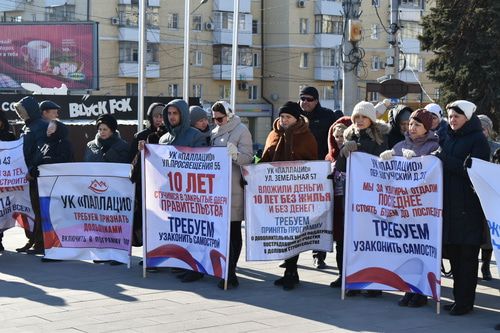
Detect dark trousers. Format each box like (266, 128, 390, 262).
(446, 244, 480, 308)
(312, 250, 326, 261)
(285, 255, 299, 273)
(228, 221, 242, 278)
(335, 241, 343, 274)
(28, 180, 44, 248)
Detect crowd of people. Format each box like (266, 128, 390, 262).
(0, 88, 498, 322)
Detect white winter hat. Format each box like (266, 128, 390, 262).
(211, 100, 234, 119)
(352, 101, 377, 124)
(446, 100, 476, 120)
(424, 103, 443, 121)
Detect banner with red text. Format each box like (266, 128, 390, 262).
(37, 163, 134, 263)
(0, 138, 34, 231)
(344, 152, 442, 300)
(242, 161, 333, 261)
(467, 158, 500, 275)
(143, 145, 231, 279)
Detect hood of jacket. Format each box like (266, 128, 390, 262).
(388, 104, 413, 127)
(146, 102, 165, 128)
(344, 120, 390, 145)
(14, 96, 41, 122)
(162, 99, 190, 139)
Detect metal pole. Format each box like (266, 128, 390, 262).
(341, 0, 360, 115)
(230, 0, 240, 112)
(183, 0, 191, 103)
(137, 0, 146, 131)
(390, 0, 400, 78)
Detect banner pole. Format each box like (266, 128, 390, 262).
(437, 300, 440, 315)
(142, 147, 147, 278)
(341, 154, 351, 300)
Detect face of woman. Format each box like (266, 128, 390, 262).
(408, 118, 427, 140)
(448, 110, 468, 131)
(279, 113, 297, 129)
(98, 123, 112, 140)
(353, 115, 372, 130)
(431, 114, 440, 130)
(212, 111, 228, 126)
(333, 128, 345, 146)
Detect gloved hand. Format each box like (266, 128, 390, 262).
(402, 149, 416, 159)
(340, 140, 358, 158)
(464, 155, 473, 169)
(227, 142, 238, 161)
(379, 149, 394, 160)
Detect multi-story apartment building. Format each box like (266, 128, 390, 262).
(0, 0, 438, 146)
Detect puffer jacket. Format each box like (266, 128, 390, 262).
(39, 121, 74, 165)
(392, 130, 440, 157)
(84, 131, 129, 163)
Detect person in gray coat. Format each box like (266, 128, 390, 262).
(210, 101, 253, 289)
(159, 99, 207, 147)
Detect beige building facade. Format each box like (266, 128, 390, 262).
(1, 0, 438, 146)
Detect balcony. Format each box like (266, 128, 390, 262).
(118, 62, 160, 78)
(118, 26, 160, 43)
(314, 0, 342, 15)
(212, 65, 253, 81)
(212, 14, 253, 46)
(213, 0, 251, 13)
(314, 34, 342, 48)
(119, 0, 159, 5)
(399, 8, 422, 22)
(44, 0, 75, 6)
(314, 66, 341, 81)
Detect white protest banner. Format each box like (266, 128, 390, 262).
(467, 158, 500, 275)
(37, 163, 134, 263)
(242, 161, 333, 261)
(344, 152, 442, 300)
(0, 138, 34, 231)
(143, 145, 231, 279)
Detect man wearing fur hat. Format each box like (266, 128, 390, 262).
(13, 96, 48, 254)
(298, 86, 340, 269)
(435, 100, 490, 316)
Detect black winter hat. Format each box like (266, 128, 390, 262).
(39, 100, 61, 112)
(299, 86, 319, 100)
(279, 101, 302, 120)
(96, 114, 118, 132)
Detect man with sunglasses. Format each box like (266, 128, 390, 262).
(298, 86, 341, 269)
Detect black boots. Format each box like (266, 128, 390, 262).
(481, 249, 492, 281)
(274, 270, 300, 290)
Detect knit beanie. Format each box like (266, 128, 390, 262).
(424, 103, 443, 121)
(410, 109, 434, 132)
(477, 114, 493, 136)
(190, 106, 208, 126)
(278, 101, 302, 120)
(351, 101, 377, 124)
(299, 86, 319, 100)
(446, 100, 476, 120)
(96, 114, 118, 132)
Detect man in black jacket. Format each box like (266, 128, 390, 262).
(298, 86, 341, 269)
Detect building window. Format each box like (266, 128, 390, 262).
(405, 53, 423, 72)
(168, 13, 178, 29)
(213, 46, 253, 66)
(168, 84, 178, 97)
(400, 21, 423, 40)
(219, 85, 230, 99)
(299, 18, 309, 34)
(119, 42, 158, 63)
(252, 20, 258, 34)
(192, 15, 202, 31)
(371, 56, 382, 70)
(315, 15, 343, 34)
(300, 53, 309, 68)
(214, 11, 245, 30)
(368, 91, 379, 102)
(126, 83, 138, 96)
(253, 52, 260, 67)
(400, 0, 423, 8)
(118, 5, 159, 27)
(321, 48, 340, 67)
(45, 5, 75, 21)
(371, 24, 379, 39)
(248, 85, 258, 100)
(193, 84, 202, 98)
(194, 50, 203, 66)
(323, 86, 335, 100)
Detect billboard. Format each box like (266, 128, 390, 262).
(0, 22, 99, 90)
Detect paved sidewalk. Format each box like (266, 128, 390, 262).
(1, 227, 498, 333)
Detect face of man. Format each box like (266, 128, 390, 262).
(42, 108, 59, 121)
(299, 94, 318, 113)
(167, 106, 181, 127)
(194, 118, 209, 131)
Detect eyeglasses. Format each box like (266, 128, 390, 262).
(300, 96, 315, 102)
(212, 115, 227, 122)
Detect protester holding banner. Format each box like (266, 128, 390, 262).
(258, 101, 318, 290)
(434, 100, 490, 316)
(0, 110, 17, 251)
(476, 114, 499, 281)
(84, 114, 129, 163)
(129, 102, 165, 248)
(379, 108, 440, 307)
(190, 106, 212, 146)
(14, 96, 48, 254)
(336, 100, 390, 297)
(325, 116, 352, 288)
(211, 101, 253, 289)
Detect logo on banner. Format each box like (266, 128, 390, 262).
(68, 98, 132, 118)
(88, 180, 108, 194)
